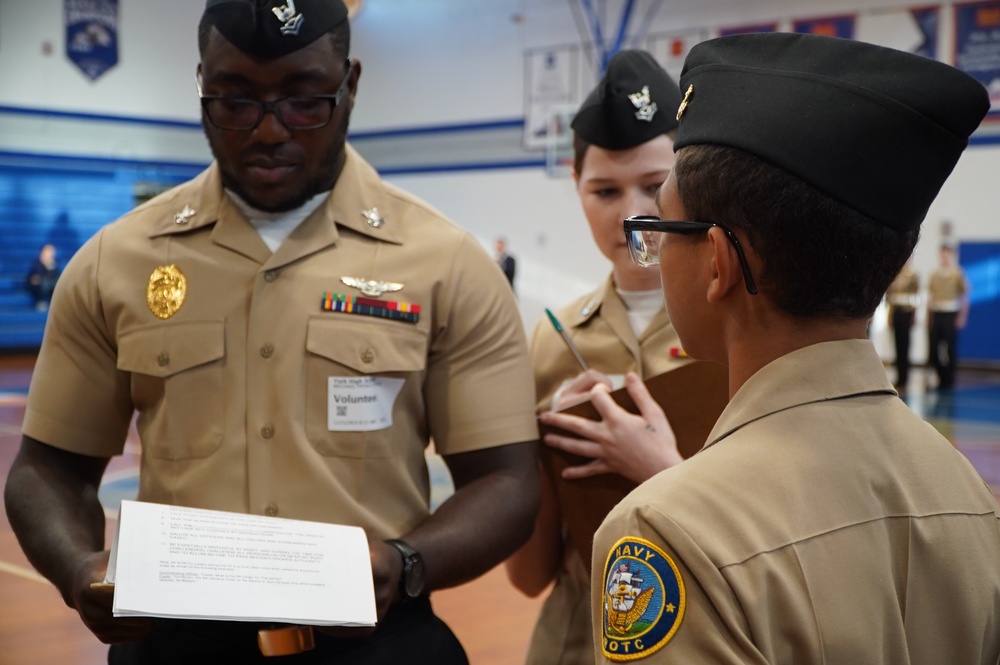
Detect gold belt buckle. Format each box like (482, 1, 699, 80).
(258, 625, 316, 657)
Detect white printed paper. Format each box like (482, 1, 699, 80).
(105, 500, 376, 626)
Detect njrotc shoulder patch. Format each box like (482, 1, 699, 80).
(602, 536, 685, 661)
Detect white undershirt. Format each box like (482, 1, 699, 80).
(227, 189, 330, 252)
(617, 287, 664, 338)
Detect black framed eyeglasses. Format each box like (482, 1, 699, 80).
(624, 215, 759, 295)
(197, 60, 353, 131)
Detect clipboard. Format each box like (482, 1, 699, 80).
(539, 361, 729, 569)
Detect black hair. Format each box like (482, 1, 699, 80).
(675, 144, 920, 318)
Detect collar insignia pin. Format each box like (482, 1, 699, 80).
(173, 205, 197, 225)
(676, 84, 694, 121)
(341, 276, 404, 298)
(362, 208, 385, 228)
(628, 85, 658, 122)
(272, 0, 304, 36)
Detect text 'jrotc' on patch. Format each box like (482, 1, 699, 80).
(602, 536, 685, 661)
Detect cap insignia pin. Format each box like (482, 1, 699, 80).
(341, 276, 404, 298)
(147, 265, 187, 320)
(272, 0, 304, 36)
(628, 85, 658, 122)
(174, 205, 196, 225)
(676, 84, 694, 121)
(362, 208, 385, 228)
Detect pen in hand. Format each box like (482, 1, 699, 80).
(545, 308, 589, 372)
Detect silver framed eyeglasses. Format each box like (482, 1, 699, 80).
(196, 60, 353, 131)
(623, 215, 759, 295)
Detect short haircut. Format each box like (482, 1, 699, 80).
(675, 144, 919, 319)
(572, 129, 678, 177)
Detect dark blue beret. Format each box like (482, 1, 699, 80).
(675, 32, 989, 231)
(572, 50, 682, 150)
(202, 0, 348, 58)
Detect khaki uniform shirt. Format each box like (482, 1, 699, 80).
(593, 340, 1000, 664)
(928, 266, 967, 312)
(886, 267, 919, 312)
(526, 276, 687, 665)
(23, 146, 538, 539)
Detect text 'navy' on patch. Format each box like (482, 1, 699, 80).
(602, 536, 685, 661)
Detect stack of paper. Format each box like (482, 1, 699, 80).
(103, 500, 376, 627)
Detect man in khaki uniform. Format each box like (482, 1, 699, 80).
(592, 33, 1000, 663)
(4, 1, 539, 663)
(927, 244, 970, 390)
(885, 260, 919, 389)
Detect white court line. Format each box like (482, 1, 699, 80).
(0, 559, 48, 585)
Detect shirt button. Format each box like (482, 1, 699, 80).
(264, 270, 277, 283)
(260, 344, 273, 358)
(157, 352, 170, 367)
(264, 504, 278, 517)
(361, 348, 375, 363)
(261, 425, 274, 439)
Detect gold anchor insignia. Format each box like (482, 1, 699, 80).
(676, 84, 694, 121)
(341, 276, 404, 297)
(174, 205, 197, 225)
(147, 265, 187, 319)
(362, 207, 385, 228)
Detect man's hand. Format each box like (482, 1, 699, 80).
(369, 539, 403, 620)
(539, 372, 683, 483)
(71, 550, 153, 644)
(315, 539, 401, 639)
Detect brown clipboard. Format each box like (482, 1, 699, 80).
(539, 361, 729, 569)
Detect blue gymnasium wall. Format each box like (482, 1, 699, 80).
(0, 156, 202, 349)
(959, 242, 1000, 363)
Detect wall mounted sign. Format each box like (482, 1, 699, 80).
(65, 0, 119, 81)
(955, 0, 1000, 117)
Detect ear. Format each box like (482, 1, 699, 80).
(347, 59, 362, 108)
(706, 227, 742, 303)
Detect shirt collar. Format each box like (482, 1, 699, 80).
(705, 339, 896, 450)
(147, 144, 404, 246)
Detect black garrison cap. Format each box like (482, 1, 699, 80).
(202, 0, 348, 58)
(674, 32, 989, 232)
(572, 50, 683, 150)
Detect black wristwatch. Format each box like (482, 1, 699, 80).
(386, 539, 425, 601)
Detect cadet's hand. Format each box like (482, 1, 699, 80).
(539, 372, 683, 483)
(551, 369, 614, 411)
(315, 539, 399, 639)
(71, 550, 153, 644)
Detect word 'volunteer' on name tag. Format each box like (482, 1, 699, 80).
(328, 376, 405, 431)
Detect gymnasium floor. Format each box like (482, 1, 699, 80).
(2, 354, 999, 665)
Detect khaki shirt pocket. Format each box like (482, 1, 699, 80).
(117, 320, 225, 460)
(305, 316, 428, 458)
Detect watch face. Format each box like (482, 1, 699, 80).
(403, 555, 426, 598)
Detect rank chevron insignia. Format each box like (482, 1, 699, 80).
(340, 276, 404, 298)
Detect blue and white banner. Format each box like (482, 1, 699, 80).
(955, 1, 1000, 117)
(65, 0, 118, 81)
(911, 6, 941, 59)
(793, 14, 856, 39)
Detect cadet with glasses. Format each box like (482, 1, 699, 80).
(505, 51, 692, 665)
(5, 1, 540, 663)
(591, 33, 1000, 663)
